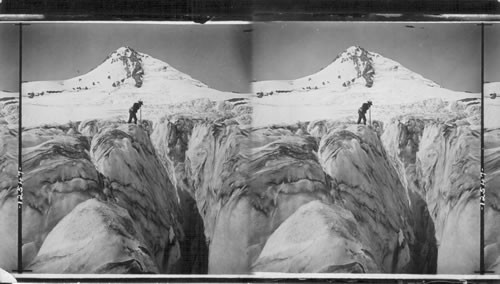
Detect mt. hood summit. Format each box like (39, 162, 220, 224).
(252, 46, 478, 127)
(22, 46, 248, 127)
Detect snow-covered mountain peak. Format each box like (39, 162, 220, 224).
(254, 46, 440, 96)
(23, 47, 211, 97)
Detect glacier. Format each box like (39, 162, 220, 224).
(0, 46, 495, 274)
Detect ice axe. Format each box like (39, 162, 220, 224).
(369, 107, 372, 126)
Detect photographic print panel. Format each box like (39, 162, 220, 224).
(250, 22, 481, 274)
(19, 22, 252, 274)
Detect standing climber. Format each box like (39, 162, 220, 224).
(128, 100, 143, 124)
(357, 100, 372, 125)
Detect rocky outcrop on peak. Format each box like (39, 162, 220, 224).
(338, 46, 375, 88)
(108, 47, 144, 88)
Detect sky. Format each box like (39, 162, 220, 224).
(485, 24, 500, 83)
(252, 22, 481, 92)
(0, 22, 487, 93)
(1, 23, 251, 93)
(0, 23, 19, 92)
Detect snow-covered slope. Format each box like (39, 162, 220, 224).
(252, 46, 478, 127)
(23, 47, 249, 127)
